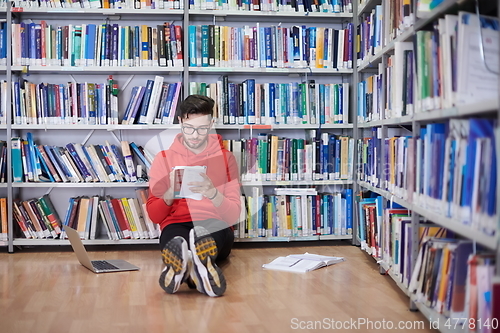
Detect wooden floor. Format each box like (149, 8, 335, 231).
(0, 243, 437, 333)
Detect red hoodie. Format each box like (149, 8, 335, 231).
(147, 133, 241, 231)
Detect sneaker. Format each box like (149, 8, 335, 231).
(189, 226, 226, 297)
(159, 236, 190, 294)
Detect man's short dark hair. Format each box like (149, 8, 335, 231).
(178, 95, 215, 119)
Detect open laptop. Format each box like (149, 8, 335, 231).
(65, 226, 140, 273)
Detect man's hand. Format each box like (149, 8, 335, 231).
(188, 173, 217, 199)
(162, 170, 176, 205)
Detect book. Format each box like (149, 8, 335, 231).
(262, 252, 345, 273)
(173, 165, 207, 200)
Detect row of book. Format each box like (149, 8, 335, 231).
(357, 118, 497, 237)
(357, 193, 449, 280)
(359, 12, 499, 123)
(13, 194, 63, 239)
(188, 24, 354, 69)
(358, 191, 496, 327)
(223, 131, 354, 182)
(413, 12, 499, 110)
(62, 191, 159, 240)
(12, 189, 161, 240)
(0, 77, 350, 126)
(191, 78, 350, 125)
(12, 0, 185, 9)
(122, 77, 181, 125)
(12, 78, 120, 125)
(11, 134, 153, 183)
(234, 188, 353, 238)
(189, 0, 353, 12)
(409, 238, 495, 326)
(10, 0, 352, 11)
(356, 1, 415, 65)
(12, 22, 183, 67)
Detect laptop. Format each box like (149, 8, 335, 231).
(65, 226, 140, 273)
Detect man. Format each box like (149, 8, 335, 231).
(147, 95, 241, 297)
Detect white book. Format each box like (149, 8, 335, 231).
(145, 76, 164, 124)
(129, 198, 147, 239)
(456, 12, 499, 105)
(262, 253, 345, 273)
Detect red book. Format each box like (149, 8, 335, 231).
(111, 198, 131, 239)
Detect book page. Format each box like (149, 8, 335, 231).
(288, 253, 345, 265)
(262, 256, 324, 273)
(173, 166, 206, 201)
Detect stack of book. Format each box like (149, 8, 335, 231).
(60, 190, 159, 240)
(12, 22, 183, 67)
(188, 24, 354, 69)
(122, 77, 182, 125)
(191, 78, 349, 125)
(409, 238, 495, 325)
(11, 134, 153, 183)
(224, 131, 354, 182)
(190, 0, 353, 12)
(235, 187, 353, 238)
(12, 0, 185, 9)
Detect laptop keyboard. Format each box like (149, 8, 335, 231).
(92, 260, 119, 271)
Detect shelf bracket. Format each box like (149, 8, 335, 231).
(109, 130, 121, 146)
(81, 130, 95, 146)
(121, 75, 135, 92)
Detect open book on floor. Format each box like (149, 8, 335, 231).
(262, 253, 345, 273)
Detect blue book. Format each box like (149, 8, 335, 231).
(66, 143, 92, 182)
(319, 84, 325, 124)
(104, 197, 123, 239)
(12, 138, 23, 182)
(134, 26, 140, 66)
(100, 24, 108, 66)
(55, 26, 63, 65)
(246, 79, 255, 124)
(264, 27, 272, 68)
(188, 25, 197, 67)
(26, 133, 41, 181)
(269, 83, 276, 121)
(86, 24, 97, 66)
(303, 26, 310, 65)
(291, 82, 299, 123)
(344, 188, 353, 235)
(18, 23, 25, 64)
(63, 197, 77, 230)
(161, 83, 177, 123)
(258, 26, 266, 68)
(228, 83, 237, 124)
(35, 148, 55, 182)
(28, 23, 36, 65)
(137, 80, 154, 124)
(128, 86, 146, 124)
(201, 25, 209, 67)
(0, 22, 6, 60)
(110, 144, 129, 182)
(46, 146, 72, 181)
(129, 142, 151, 170)
(122, 86, 139, 124)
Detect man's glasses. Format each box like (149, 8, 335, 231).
(181, 126, 211, 135)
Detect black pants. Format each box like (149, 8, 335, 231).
(159, 219, 234, 262)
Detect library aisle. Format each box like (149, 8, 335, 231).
(0, 244, 436, 333)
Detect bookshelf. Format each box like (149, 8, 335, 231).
(354, 0, 499, 331)
(1, 0, 358, 250)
